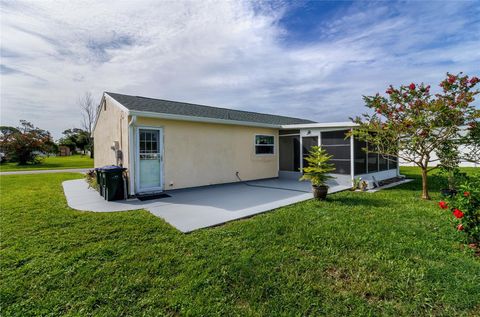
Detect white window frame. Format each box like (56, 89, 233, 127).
(254, 134, 275, 155)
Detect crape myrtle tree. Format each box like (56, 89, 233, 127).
(0, 120, 55, 165)
(350, 73, 479, 200)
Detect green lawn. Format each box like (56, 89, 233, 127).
(1, 168, 479, 316)
(0, 155, 93, 172)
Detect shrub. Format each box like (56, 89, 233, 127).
(299, 146, 335, 187)
(85, 169, 99, 190)
(0, 120, 55, 165)
(438, 167, 468, 191)
(439, 175, 480, 245)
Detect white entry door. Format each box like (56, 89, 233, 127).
(136, 128, 163, 192)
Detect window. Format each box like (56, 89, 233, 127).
(139, 129, 160, 160)
(353, 136, 398, 175)
(354, 138, 367, 175)
(379, 154, 388, 171)
(255, 135, 274, 155)
(321, 130, 351, 175)
(367, 152, 379, 173)
(388, 155, 398, 169)
(302, 136, 318, 169)
(321, 130, 350, 145)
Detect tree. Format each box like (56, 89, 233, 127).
(79, 92, 96, 158)
(299, 146, 336, 186)
(350, 73, 480, 200)
(0, 120, 54, 165)
(58, 128, 89, 153)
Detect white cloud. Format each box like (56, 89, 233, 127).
(1, 0, 479, 138)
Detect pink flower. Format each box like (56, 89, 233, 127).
(469, 77, 479, 85)
(448, 75, 456, 84)
(457, 224, 464, 231)
(409, 83, 416, 90)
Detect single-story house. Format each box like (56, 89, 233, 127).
(93, 92, 399, 196)
(58, 145, 72, 156)
(399, 126, 478, 168)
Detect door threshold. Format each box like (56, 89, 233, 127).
(136, 192, 171, 201)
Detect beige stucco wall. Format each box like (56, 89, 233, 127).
(93, 96, 129, 169)
(134, 117, 279, 190)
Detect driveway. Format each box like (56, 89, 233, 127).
(63, 178, 349, 232)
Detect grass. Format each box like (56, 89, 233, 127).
(0, 155, 93, 172)
(1, 168, 479, 316)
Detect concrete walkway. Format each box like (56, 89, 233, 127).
(63, 178, 350, 233)
(0, 168, 90, 175)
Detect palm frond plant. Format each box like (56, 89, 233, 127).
(299, 146, 336, 200)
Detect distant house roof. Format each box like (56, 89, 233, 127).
(105, 92, 315, 126)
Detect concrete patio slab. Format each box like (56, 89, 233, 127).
(63, 178, 349, 232)
(62, 180, 172, 212)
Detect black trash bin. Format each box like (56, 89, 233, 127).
(97, 166, 127, 201)
(94, 168, 103, 195)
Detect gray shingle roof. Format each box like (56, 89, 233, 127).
(106, 92, 315, 126)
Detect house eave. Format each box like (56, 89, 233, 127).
(128, 110, 283, 129)
(281, 122, 358, 129)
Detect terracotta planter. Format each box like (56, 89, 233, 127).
(312, 185, 328, 200)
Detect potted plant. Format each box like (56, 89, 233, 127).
(352, 177, 362, 191)
(299, 146, 336, 200)
(360, 180, 368, 191)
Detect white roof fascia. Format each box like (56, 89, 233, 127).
(129, 110, 281, 129)
(105, 93, 131, 114)
(281, 122, 358, 129)
(93, 93, 131, 133)
(92, 94, 105, 133)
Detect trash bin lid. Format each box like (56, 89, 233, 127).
(97, 165, 126, 172)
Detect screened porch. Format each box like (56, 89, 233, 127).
(278, 126, 399, 187)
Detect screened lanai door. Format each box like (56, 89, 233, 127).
(302, 136, 318, 170)
(136, 128, 163, 193)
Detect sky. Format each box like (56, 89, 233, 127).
(1, 0, 479, 139)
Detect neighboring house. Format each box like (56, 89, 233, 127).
(93, 92, 400, 196)
(58, 145, 72, 156)
(399, 126, 478, 168)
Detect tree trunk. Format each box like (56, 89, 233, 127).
(89, 140, 94, 159)
(421, 168, 430, 200)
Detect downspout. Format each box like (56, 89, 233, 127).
(397, 139, 401, 177)
(128, 115, 137, 196)
(350, 129, 355, 186)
